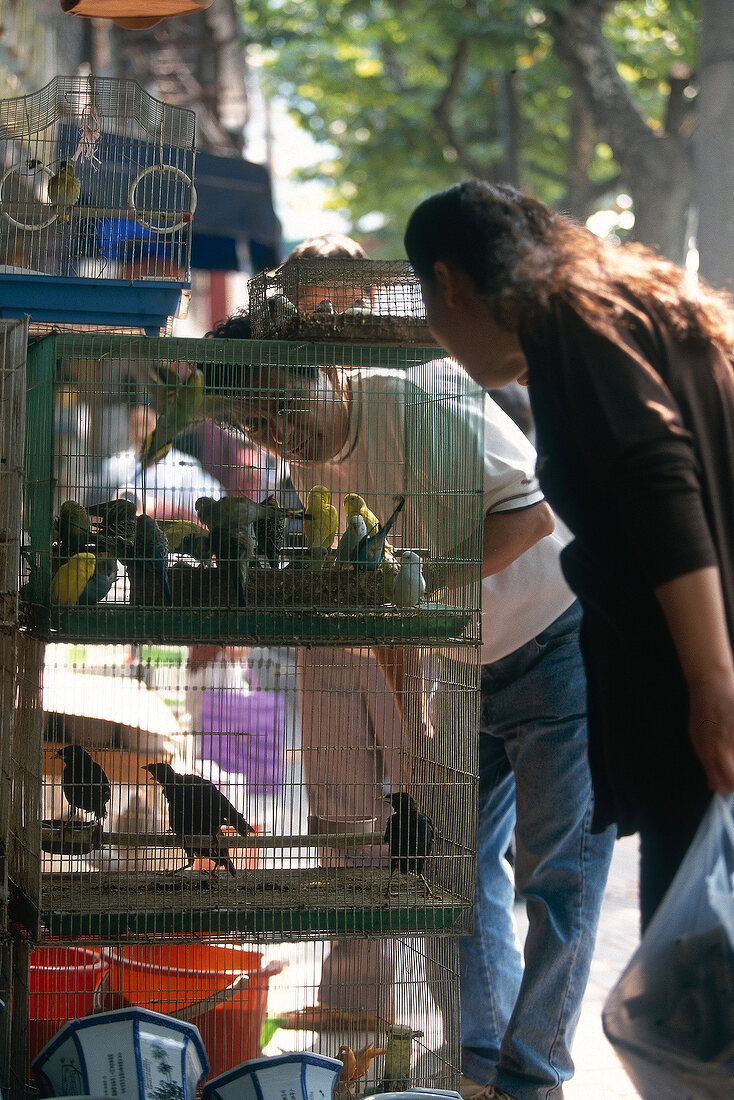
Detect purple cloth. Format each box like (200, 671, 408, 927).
(196, 689, 285, 792)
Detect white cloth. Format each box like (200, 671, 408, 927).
(289, 358, 574, 664)
(90, 447, 223, 517)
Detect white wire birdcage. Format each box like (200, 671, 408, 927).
(0, 76, 196, 335)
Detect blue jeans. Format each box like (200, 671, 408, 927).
(460, 601, 615, 1100)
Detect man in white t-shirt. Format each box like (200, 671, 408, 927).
(207, 332, 615, 1100)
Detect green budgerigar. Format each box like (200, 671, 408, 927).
(140, 366, 204, 467)
(53, 500, 91, 558)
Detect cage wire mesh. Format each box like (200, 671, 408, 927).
(23, 936, 460, 1092)
(21, 333, 483, 646)
(37, 641, 476, 939)
(249, 259, 437, 344)
(0, 318, 29, 935)
(17, 323, 480, 1095)
(0, 76, 196, 335)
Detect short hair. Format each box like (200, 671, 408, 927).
(202, 309, 252, 392)
(287, 233, 367, 260)
(202, 307, 318, 396)
(206, 309, 252, 340)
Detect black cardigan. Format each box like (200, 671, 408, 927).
(519, 296, 734, 835)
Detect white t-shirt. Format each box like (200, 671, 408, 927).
(289, 358, 574, 664)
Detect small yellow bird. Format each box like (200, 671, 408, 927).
(343, 493, 398, 563)
(140, 367, 204, 468)
(338, 1045, 357, 1084)
(303, 485, 339, 553)
(343, 492, 400, 598)
(354, 1041, 385, 1081)
(50, 553, 97, 606)
(48, 161, 81, 224)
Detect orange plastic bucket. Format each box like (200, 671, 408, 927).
(99, 944, 281, 1077)
(28, 946, 107, 1065)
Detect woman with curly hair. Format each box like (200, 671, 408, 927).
(405, 180, 734, 929)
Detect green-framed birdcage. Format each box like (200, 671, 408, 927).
(15, 320, 484, 1094)
(21, 332, 484, 648)
(23, 936, 462, 1093)
(38, 641, 477, 941)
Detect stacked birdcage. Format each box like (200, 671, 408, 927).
(0, 76, 196, 336)
(22, 333, 482, 646)
(15, 317, 481, 1095)
(0, 318, 46, 1100)
(249, 258, 436, 344)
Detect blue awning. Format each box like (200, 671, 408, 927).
(56, 126, 281, 272)
(191, 152, 282, 272)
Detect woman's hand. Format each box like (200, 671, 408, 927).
(655, 567, 734, 794)
(688, 674, 734, 793)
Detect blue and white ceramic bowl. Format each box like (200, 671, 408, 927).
(32, 1006, 209, 1100)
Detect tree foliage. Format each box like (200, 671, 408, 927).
(239, 0, 698, 256)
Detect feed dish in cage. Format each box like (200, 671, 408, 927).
(0, 76, 195, 334)
(249, 259, 439, 344)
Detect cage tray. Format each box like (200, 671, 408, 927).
(47, 603, 474, 645)
(0, 273, 185, 335)
(266, 314, 437, 345)
(41, 867, 469, 939)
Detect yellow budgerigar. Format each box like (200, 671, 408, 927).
(157, 518, 211, 552)
(304, 485, 338, 552)
(343, 493, 398, 563)
(50, 552, 97, 606)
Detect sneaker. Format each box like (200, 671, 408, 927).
(460, 1076, 487, 1100)
(459, 1083, 517, 1100)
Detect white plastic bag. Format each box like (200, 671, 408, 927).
(602, 793, 734, 1099)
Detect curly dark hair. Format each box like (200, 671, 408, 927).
(404, 180, 734, 347)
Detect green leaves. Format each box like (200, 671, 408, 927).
(239, 0, 697, 253)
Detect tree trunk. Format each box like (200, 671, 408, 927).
(695, 0, 734, 292)
(551, 0, 692, 262)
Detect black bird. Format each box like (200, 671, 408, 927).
(57, 744, 111, 822)
(144, 762, 254, 875)
(383, 791, 435, 897)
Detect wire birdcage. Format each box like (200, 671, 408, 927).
(0, 76, 196, 335)
(21, 333, 483, 647)
(34, 639, 470, 1073)
(249, 259, 437, 344)
(1, 319, 43, 947)
(36, 635, 477, 939)
(24, 936, 461, 1092)
(13, 320, 480, 1094)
